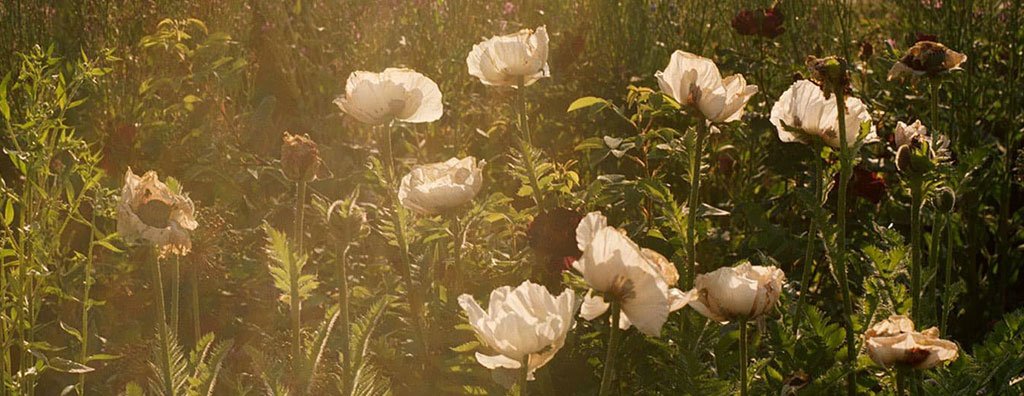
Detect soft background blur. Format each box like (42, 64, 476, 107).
(1, 0, 1022, 394)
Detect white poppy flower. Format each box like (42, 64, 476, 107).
(573, 212, 686, 336)
(770, 80, 877, 148)
(864, 315, 959, 369)
(687, 262, 785, 323)
(467, 26, 550, 87)
(894, 120, 928, 148)
(117, 168, 198, 256)
(656, 50, 758, 123)
(458, 280, 576, 380)
(333, 68, 443, 125)
(398, 157, 484, 215)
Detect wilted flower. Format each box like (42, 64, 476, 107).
(398, 157, 484, 215)
(686, 262, 785, 323)
(770, 80, 877, 148)
(117, 168, 198, 256)
(458, 280, 576, 380)
(574, 212, 689, 336)
(864, 315, 959, 369)
(527, 207, 584, 272)
(333, 68, 443, 125)
(806, 55, 851, 94)
(888, 41, 967, 80)
(656, 50, 758, 123)
(280, 132, 324, 182)
(894, 120, 928, 148)
(467, 26, 549, 87)
(731, 4, 785, 38)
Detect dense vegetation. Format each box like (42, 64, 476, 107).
(1, 0, 1022, 395)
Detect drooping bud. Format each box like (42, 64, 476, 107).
(934, 187, 956, 213)
(281, 132, 323, 182)
(326, 193, 368, 244)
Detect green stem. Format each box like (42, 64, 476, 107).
(291, 181, 305, 384)
(295, 180, 307, 253)
(598, 302, 621, 396)
(519, 355, 530, 396)
(154, 253, 174, 396)
(739, 318, 749, 396)
(686, 121, 708, 288)
(941, 213, 954, 333)
(895, 369, 906, 396)
(339, 245, 352, 396)
(78, 207, 98, 394)
(793, 150, 823, 334)
(834, 89, 857, 396)
(171, 254, 180, 334)
(191, 260, 201, 341)
(380, 124, 431, 366)
(910, 177, 923, 323)
(516, 76, 545, 209)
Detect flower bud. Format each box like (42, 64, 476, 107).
(934, 187, 956, 213)
(281, 132, 322, 182)
(326, 196, 367, 244)
(896, 141, 935, 177)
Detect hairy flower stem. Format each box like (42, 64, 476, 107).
(339, 245, 352, 396)
(154, 253, 174, 396)
(598, 302, 621, 396)
(171, 255, 180, 334)
(834, 89, 857, 396)
(191, 262, 201, 341)
(895, 369, 906, 396)
(910, 177, 924, 323)
(380, 124, 431, 365)
(77, 205, 98, 394)
(516, 76, 545, 209)
(739, 318, 749, 396)
(446, 213, 464, 286)
(686, 121, 708, 288)
(794, 149, 823, 334)
(291, 180, 306, 386)
(941, 213, 954, 333)
(519, 355, 530, 396)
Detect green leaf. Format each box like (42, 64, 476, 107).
(566, 96, 608, 112)
(48, 357, 94, 374)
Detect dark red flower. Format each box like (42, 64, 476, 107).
(731, 5, 785, 39)
(527, 207, 584, 272)
(849, 166, 887, 204)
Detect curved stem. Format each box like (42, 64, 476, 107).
(834, 89, 857, 396)
(516, 76, 545, 208)
(794, 150, 823, 334)
(686, 121, 708, 288)
(598, 302, 621, 396)
(739, 318, 749, 396)
(910, 177, 923, 323)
